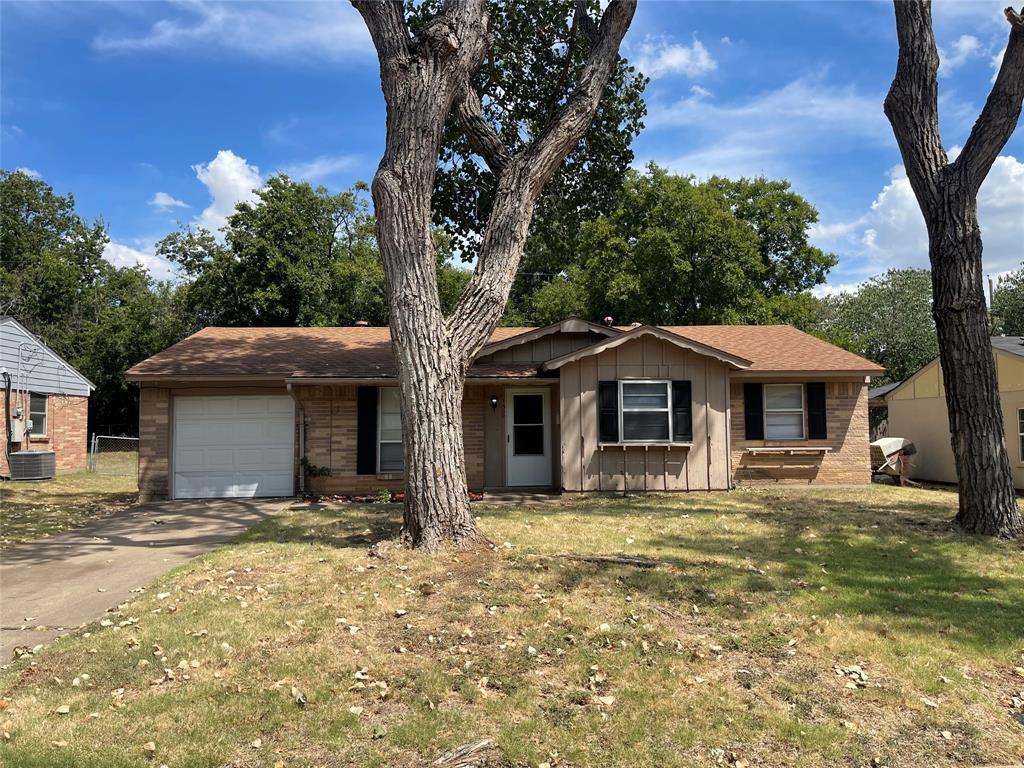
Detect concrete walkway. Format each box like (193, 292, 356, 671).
(0, 498, 287, 662)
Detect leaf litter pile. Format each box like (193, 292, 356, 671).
(1, 485, 1023, 767)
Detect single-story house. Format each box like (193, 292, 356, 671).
(885, 336, 1024, 488)
(1, 316, 94, 478)
(126, 319, 883, 501)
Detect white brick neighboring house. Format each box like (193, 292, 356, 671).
(1, 316, 94, 477)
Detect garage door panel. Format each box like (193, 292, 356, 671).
(173, 396, 294, 499)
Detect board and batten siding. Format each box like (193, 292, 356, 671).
(559, 335, 731, 492)
(0, 318, 92, 397)
(477, 331, 611, 365)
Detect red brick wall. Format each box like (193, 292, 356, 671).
(0, 393, 88, 477)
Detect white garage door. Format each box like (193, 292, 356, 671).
(173, 396, 295, 499)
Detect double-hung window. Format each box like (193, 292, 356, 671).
(764, 384, 804, 440)
(620, 381, 671, 441)
(29, 393, 48, 437)
(378, 388, 403, 472)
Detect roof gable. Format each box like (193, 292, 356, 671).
(0, 317, 95, 395)
(478, 318, 619, 357)
(542, 325, 753, 371)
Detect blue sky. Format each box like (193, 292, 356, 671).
(2, 0, 1021, 290)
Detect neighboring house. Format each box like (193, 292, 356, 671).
(868, 381, 901, 440)
(886, 336, 1024, 488)
(126, 319, 883, 501)
(1, 316, 94, 477)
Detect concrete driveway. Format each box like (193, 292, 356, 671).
(0, 498, 288, 662)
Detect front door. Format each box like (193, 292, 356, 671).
(505, 388, 551, 487)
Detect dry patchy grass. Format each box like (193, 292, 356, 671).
(0, 471, 137, 548)
(1, 486, 1023, 767)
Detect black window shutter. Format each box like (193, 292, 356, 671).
(356, 386, 378, 474)
(807, 382, 827, 440)
(672, 380, 692, 441)
(598, 381, 619, 443)
(743, 383, 764, 440)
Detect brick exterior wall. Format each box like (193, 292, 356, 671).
(137, 384, 488, 500)
(1, 393, 88, 477)
(298, 384, 486, 496)
(730, 379, 871, 486)
(138, 387, 170, 501)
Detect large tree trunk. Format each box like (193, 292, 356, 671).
(929, 202, 1020, 535)
(354, 0, 636, 549)
(885, 1, 1024, 538)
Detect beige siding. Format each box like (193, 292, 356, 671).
(559, 337, 731, 492)
(886, 350, 1024, 489)
(731, 379, 871, 486)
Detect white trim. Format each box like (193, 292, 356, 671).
(618, 379, 672, 443)
(505, 387, 552, 487)
(29, 391, 48, 437)
(377, 386, 403, 474)
(763, 383, 806, 441)
(1017, 408, 1024, 465)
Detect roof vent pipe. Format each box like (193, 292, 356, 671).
(354, 320, 369, 327)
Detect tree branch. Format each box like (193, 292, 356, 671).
(350, 0, 410, 64)
(956, 8, 1024, 192)
(448, 0, 636, 357)
(883, 0, 947, 210)
(455, 87, 511, 175)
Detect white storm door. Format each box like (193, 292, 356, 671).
(173, 395, 294, 499)
(505, 388, 551, 487)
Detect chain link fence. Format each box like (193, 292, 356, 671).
(89, 435, 139, 476)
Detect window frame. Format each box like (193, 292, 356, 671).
(29, 392, 48, 437)
(618, 379, 673, 443)
(376, 387, 403, 474)
(1018, 408, 1024, 464)
(763, 383, 806, 441)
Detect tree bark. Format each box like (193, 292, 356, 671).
(884, 1, 1024, 537)
(353, 0, 636, 549)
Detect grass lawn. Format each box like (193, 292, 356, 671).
(0, 470, 137, 548)
(1, 486, 1023, 767)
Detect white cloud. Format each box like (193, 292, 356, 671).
(149, 191, 189, 210)
(192, 150, 261, 234)
(283, 153, 359, 183)
(15, 167, 41, 179)
(991, 44, 1005, 83)
(103, 240, 175, 281)
(92, 1, 371, 63)
(630, 35, 716, 79)
(938, 34, 982, 75)
(644, 74, 889, 181)
(812, 154, 1024, 283)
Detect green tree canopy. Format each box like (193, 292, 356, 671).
(0, 169, 183, 433)
(817, 268, 937, 386)
(523, 165, 834, 327)
(992, 266, 1024, 337)
(412, 0, 647, 283)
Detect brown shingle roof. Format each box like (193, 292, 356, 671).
(661, 325, 883, 374)
(126, 323, 882, 379)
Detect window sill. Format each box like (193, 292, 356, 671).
(745, 446, 831, 455)
(599, 442, 693, 450)
(376, 472, 402, 480)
